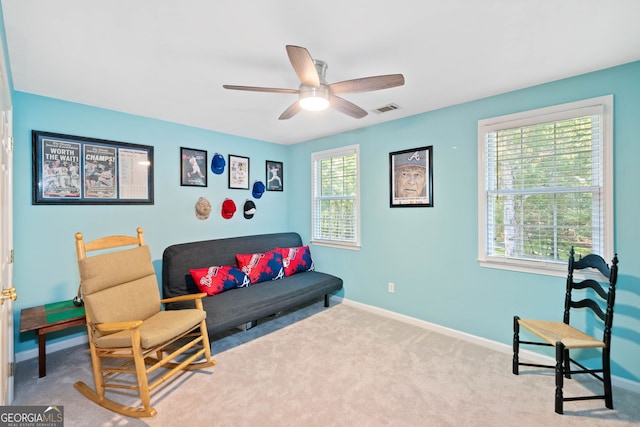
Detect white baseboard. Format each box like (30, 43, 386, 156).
(15, 335, 88, 364)
(337, 297, 640, 395)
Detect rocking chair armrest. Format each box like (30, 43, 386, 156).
(94, 320, 144, 333)
(161, 293, 207, 304)
(162, 293, 207, 311)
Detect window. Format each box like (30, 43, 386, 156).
(478, 96, 613, 275)
(311, 145, 360, 249)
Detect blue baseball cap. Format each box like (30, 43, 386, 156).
(252, 181, 265, 199)
(211, 153, 226, 175)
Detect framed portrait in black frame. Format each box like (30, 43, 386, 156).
(180, 147, 207, 187)
(228, 154, 250, 189)
(389, 145, 433, 207)
(32, 130, 154, 205)
(265, 160, 283, 191)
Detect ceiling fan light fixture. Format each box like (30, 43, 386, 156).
(223, 46, 404, 119)
(298, 87, 329, 111)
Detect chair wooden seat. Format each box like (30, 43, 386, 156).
(73, 228, 215, 418)
(516, 319, 606, 350)
(512, 248, 619, 415)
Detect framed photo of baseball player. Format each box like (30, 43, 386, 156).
(32, 130, 154, 205)
(389, 145, 433, 208)
(180, 147, 207, 187)
(265, 160, 283, 191)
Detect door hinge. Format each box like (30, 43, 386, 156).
(8, 362, 14, 377)
(9, 249, 13, 264)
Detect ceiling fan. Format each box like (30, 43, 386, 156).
(223, 45, 405, 120)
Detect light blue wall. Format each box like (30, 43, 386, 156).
(4, 3, 639, 384)
(288, 61, 640, 383)
(12, 92, 289, 353)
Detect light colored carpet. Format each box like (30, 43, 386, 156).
(13, 300, 640, 426)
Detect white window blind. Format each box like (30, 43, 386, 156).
(478, 96, 613, 274)
(311, 145, 360, 249)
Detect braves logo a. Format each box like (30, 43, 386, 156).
(407, 151, 421, 162)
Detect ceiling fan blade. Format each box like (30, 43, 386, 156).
(329, 74, 405, 94)
(278, 102, 302, 120)
(223, 85, 299, 94)
(329, 95, 368, 119)
(286, 45, 320, 87)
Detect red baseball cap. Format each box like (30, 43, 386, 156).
(221, 198, 236, 219)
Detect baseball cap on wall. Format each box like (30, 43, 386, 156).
(195, 197, 211, 220)
(252, 181, 265, 199)
(243, 200, 257, 219)
(221, 198, 236, 219)
(211, 153, 226, 175)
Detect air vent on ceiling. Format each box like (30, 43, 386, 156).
(372, 103, 400, 114)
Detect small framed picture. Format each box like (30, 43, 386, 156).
(180, 147, 207, 187)
(265, 160, 283, 191)
(228, 154, 250, 189)
(389, 146, 433, 207)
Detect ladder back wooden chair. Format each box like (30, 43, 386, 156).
(513, 247, 619, 414)
(74, 227, 215, 418)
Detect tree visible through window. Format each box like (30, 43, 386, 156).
(478, 96, 613, 273)
(311, 145, 360, 249)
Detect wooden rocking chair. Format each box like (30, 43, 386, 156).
(74, 227, 215, 417)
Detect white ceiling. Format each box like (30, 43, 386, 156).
(3, 1, 640, 145)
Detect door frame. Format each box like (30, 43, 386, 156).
(0, 35, 14, 405)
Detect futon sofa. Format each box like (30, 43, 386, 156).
(161, 232, 343, 337)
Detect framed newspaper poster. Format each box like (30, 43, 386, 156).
(32, 130, 154, 205)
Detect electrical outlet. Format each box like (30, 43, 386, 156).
(388, 282, 395, 293)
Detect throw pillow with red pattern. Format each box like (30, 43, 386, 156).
(236, 250, 284, 284)
(277, 246, 315, 276)
(189, 265, 250, 295)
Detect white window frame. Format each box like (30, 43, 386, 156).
(311, 144, 361, 250)
(477, 95, 613, 276)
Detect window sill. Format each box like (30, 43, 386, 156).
(311, 240, 360, 251)
(478, 257, 567, 278)
(478, 257, 608, 281)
